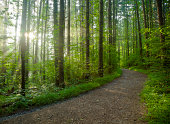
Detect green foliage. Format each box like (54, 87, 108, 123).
(132, 67, 170, 124)
(0, 69, 122, 117)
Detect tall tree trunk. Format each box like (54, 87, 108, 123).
(15, 0, 19, 64)
(40, 1, 45, 81)
(91, 0, 95, 63)
(25, 0, 31, 81)
(1, 0, 8, 84)
(126, 3, 129, 60)
(67, 0, 71, 80)
(149, 0, 153, 31)
(43, 0, 48, 81)
(99, 0, 104, 77)
(20, 0, 27, 96)
(75, 0, 78, 52)
(108, 0, 112, 73)
(32, 1, 36, 64)
(85, 0, 90, 79)
(58, 0, 65, 87)
(135, 0, 142, 57)
(133, 13, 135, 54)
(134, 3, 138, 54)
(142, 0, 149, 57)
(156, 0, 166, 67)
(34, 0, 42, 64)
(53, 0, 59, 86)
(112, 0, 116, 46)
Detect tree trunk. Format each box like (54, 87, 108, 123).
(108, 0, 112, 73)
(1, 0, 8, 84)
(15, 0, 19, 64)
(20, 0, 27, 96)
(135, 0, 142, 57)
(53, 0, 59, 86)
(126, 3, 129, 59)
(34, 0, 42, 64)
(26, 0, 31, 81)
(85, 0, 90, 79)
(43, 0, 48, 81)
(99, 0, 104, 77)
(156, 0, 166, 67)
(142, 0, 149, 57)
(67, 0, 71, 80)
(58, 0, 65, 87)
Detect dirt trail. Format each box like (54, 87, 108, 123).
(0, 69, 147, 124)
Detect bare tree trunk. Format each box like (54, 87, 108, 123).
(99, 0, 104, 77)
(135, 0, 142, 57)
(15, 0, 19, 64)
(26, 0, 31, 81)
(85, 0, 90, 79)
(40, 1, 45, 81)
(156, 0, 166, 67)
(108, 0, 112, 73)
(53, 0, 59, 86)
(43, 0, 48, 81)
(34, 0, 42, 64)
(20, 0, 27, 96)
(126, 3, 129, 60)
(58, 0, 65, 87)
(142, 0, 149, 57)
(1, 0, 8, 83)
(67, 0, 71, 80)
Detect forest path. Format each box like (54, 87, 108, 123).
(0, 69, 147, 124)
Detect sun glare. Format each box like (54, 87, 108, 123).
(25, 32, 35, 39)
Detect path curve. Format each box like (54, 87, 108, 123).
(0, 69, 147, 124)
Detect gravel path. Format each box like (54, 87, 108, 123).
(0, 69, 147, 124)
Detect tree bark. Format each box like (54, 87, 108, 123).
(53, 0, 59, 86)
(26, 0, 31, 81)
(108, 0, 112, 73)
(135, 0, 142, 57)
(67, 0, 71, 80)
(156, 0, 166, 66)
(34, 0, 42, 64)
(20, 0, 27, 96)
(142, 0, 149, 57)
(85, 0, 90, 79)
(43, 0, 48, 81)
(99, 0, 104, 77)
(58, 0, 65, 87)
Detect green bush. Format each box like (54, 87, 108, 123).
(133, 67, 170, 124)
(0, 69, 122, 117)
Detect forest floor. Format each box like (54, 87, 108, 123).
(0, 69, 147, 124)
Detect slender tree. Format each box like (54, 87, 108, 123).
(67, 0, 71, 80)
(34, 0, 42, 64)
(156, 0, 166, 66)
(58, 0, 65, 87)
(26, 0, 31, 81)
(135, 0, 142, 57)
(142, 0, 149, 57)
(20, 0, 27, 96)
(43, 0, 48, 81)
(1, 0, 8, 84)
(108, 0, 112, 73)
(85, 0, 90, 79)
(99, 0, 104, 77)
(54, 0, 59, 86)
(15, 0, 19, 64)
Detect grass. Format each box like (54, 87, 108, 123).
(130, 67, 170, 124)
(0, 69, 122, 117)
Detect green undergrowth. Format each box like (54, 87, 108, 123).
(0, 69, 122, 117)
(130, 67, 170, 124)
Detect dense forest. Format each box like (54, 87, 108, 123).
(0, 0, 169, 123)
